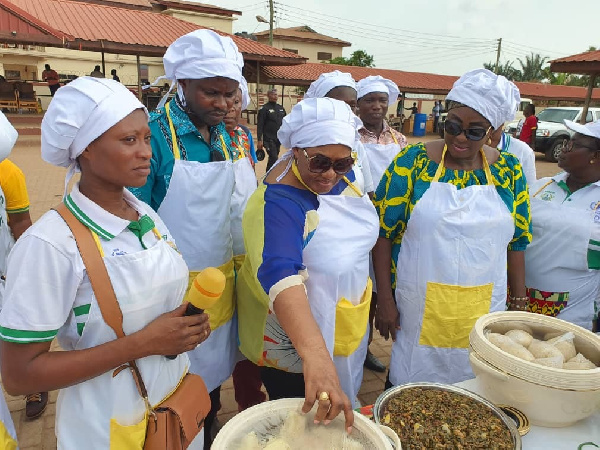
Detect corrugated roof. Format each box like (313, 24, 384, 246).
(262, 62, 600, 101)
(4, 0, 305, 61)
(255, 26, 351, 47)
(78, 0, 153, 8)
(152, 0, 241, 16)
(551, 50, 600, 64)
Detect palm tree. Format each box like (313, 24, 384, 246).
(483, 60, 522, 81)
(517, 53, 548, 82)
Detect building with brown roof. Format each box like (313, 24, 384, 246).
(254, 25, 351, 63)
(0, 0, 303, 109)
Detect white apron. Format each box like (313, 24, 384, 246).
(363, 133, 402, 292)
(525, 181, 600, 329)
(389, 147, 514, 386)
(0, 185, 15, 308)
(156, 103, 238, 392)
(301, 179, 379, 407)
(56, 231, 190, 449)
(0, 389, 17, 450)
(231, 154, 257, 257)
(363, 132, 401, 190)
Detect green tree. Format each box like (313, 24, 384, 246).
(329, 50, 374, 67)
(483, 60, 522, 81)
(517, 53, 548, 82)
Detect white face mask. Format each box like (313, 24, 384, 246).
(0, 113, 17, 162)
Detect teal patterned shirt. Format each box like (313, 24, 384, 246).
(374, 143, 532, 288)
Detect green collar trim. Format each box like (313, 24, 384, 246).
(64, 194, 115, 240)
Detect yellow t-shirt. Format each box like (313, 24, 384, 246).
(0, 160, 29, 214)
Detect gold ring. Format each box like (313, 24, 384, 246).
(318, 391, 330, 402)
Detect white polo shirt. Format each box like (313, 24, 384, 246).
(526, 173, 600, 328)
(0, 184, 177, 348)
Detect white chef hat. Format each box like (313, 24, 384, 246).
(42, 77, 147, 190)
(0, 111, 18, 163)
(446, 68, 521, 129)
(304, 70, 357, 99)
(278, 98, 362, 150)
(564, 119, 600, 140)
(155, 29, 243, 108)
(357, 75, 399, 103)
(239, 76, 251, 110)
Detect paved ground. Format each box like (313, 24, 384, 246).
(3, 116, 561, 449)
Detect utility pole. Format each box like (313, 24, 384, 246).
(269, 0, 274, 46)
(495, 38, 502, 74)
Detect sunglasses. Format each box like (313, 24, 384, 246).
(561, 139, 598, 154)
(444, 120, 491, 141)
(302, 149, 355, 174)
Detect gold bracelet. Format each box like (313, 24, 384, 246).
(508, 296, 529, 311)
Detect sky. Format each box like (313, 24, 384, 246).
(208, 0, 598, 76)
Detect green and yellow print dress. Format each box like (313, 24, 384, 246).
(374, 143, 532, 289)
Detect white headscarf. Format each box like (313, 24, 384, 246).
(446, 69, 521, 129)
(0, 112, 17, 163)
(357, 75, 399, 103)
(564, 119, 600, 140)
(304, 70, 357, 99)
(154, 29, 243, 108)
(41, 77, 147, 190)
(278, 98, 362, 150)
(239, 76, 251, 110)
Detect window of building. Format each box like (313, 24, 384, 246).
(140, 64, 149, 84)
(317, 52, 332, 60)
(283, 48, 298, 54)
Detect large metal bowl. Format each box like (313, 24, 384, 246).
(373, 382, 522, 449)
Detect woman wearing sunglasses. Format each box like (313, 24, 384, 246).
(237, 98, 378, 430)
(524, 119, 600, 331)
(372, 69, 532, 387)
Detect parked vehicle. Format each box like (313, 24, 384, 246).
(534, 107, 600, 162)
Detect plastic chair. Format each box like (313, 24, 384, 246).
(0, 82, 18, 112)
(16, 82, 38, 112)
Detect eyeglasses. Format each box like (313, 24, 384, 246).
(561, 139, 598, 154)
(444, 120, 491, 141)
(302, 149, 355, 174)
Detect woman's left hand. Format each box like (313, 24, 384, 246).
(301, 352, 354, 432)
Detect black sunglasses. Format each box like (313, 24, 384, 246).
(444, 120, 491, 141)
(302, 149, 354, 174)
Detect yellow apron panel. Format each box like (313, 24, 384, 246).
(333, 278, 372, 357)
(109, 415, 146, 450)
(419, 282, 493, 348)
(0, 421, 17, 450)
(236, 257, 270, 364)
(187, 259, 235, 330)
(233, 254, 246, 274)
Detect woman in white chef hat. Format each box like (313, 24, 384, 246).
(0, 111, 20, 450)
(373, 69, 532, 387)
(237, 97, 379, 430)
(0, 77, 211, 449)
(525, 119, 600, 330)
(305, 70, 375, 197)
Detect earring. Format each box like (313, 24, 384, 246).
(591, 160, 596, 165)
(486, 138, 492, 146)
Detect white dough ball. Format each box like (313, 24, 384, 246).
(505, 329, 534, 347)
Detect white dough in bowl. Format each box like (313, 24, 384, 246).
(563, 353, 597, 370)
(546, 333, 577, 361)
(528, 339, 564, 359)
(505, 329, 534, 347)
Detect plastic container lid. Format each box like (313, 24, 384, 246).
(470, 312, 600, 391)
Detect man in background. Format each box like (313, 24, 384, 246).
(89, 65, 104, 78)
(519, 103, 538, 150)
(256, 88, 286, 171)
(41, 64, 60, 97)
